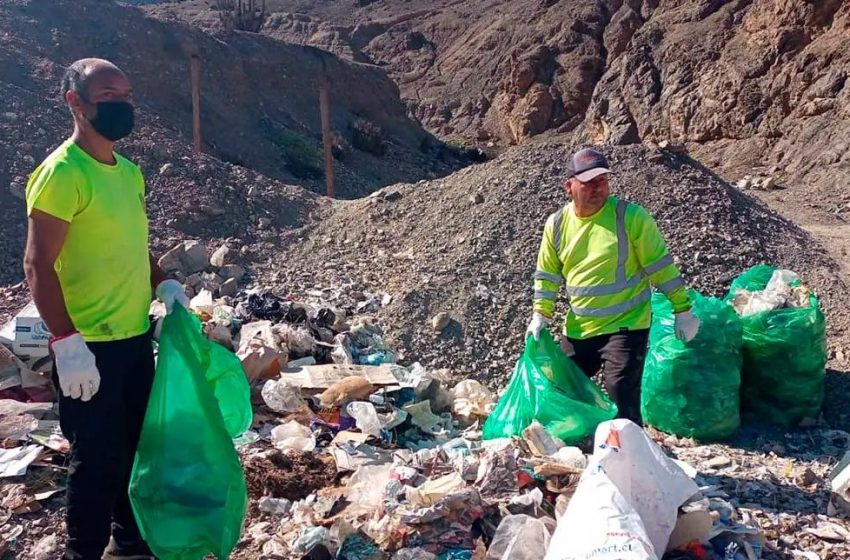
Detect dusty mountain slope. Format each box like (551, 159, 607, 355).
(0, 0, 476, 199)
(0, 0, 483, 291)
(262, 141, 848, 384)
(154, 0, 850, 225)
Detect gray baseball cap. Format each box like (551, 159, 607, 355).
(570, 148, 611, 182)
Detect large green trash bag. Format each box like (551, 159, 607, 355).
(726, 265, 827, 425)
(483, 330, 617, 444)
(129, 305, 250, 559)
(641, 291, 742, 440)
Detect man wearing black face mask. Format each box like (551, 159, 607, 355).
(23, 58, 188, 560)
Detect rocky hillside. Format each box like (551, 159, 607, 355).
(0, 0, 483, 290)
(153, 0, 850, 222)
(0, 0, 479, 196)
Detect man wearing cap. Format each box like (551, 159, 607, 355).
(23, 58, 188, 559)
(526, 147, 700, 425)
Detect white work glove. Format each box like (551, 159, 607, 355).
(674, 309, 700, 343)
(155, 279, 190, 314)
(526, 312, 551, 341)
(51, 333, 101, 401)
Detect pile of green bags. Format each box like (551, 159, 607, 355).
(641, 291, 742, 440)
(726, 265, 826, 426)
(129, 306, 251, 560)
(483, 330, 617, 445)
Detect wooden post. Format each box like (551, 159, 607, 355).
(319, 80, 335, 198)
(190, 54, 202, 154)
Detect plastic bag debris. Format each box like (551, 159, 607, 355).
(271, 420, 316, 453)
(483, 331, 617, 445)
(487, 514, 551, 560)
(394, 548, 438, 560)
(452, 380, 495, 420)
(593, 420, 698, 553)
(347, 463, 393, 509)
(550, 447, 587, 470)
(294, 526, 332, 554)
(726, 265, 826, 425)
(189, 288, 215, 316)
(545, 469, 656, 560)
(245, 292, 302, 322)
(258, 496, 292, 515)
(730, 269, 809, 317)
(0, 444, 42, 478)
(406, 472, 466, 507)
(276, 323, 315, 357)
(261, 379, 306, 413)
(828, 451, 850, 516)
(641, 291, 742, 440)
(404, 401, 451, 434)
(347, 401, 383, 438)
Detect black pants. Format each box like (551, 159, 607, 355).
(567, 329, 649, 425)
(52, 331, 156, 560)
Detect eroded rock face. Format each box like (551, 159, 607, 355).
(164, 0, 849, 203)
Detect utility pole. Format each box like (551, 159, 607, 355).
(190, 53, 203, 154)
(319, 79, 335, 198)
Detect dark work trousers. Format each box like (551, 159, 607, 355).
(566, 329, 650, 426)
(52, 331, 156, 560)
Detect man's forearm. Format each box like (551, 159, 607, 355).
(24, 263, 76, 337)
(149, 253, 168, 290)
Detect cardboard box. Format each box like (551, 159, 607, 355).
(12, 302, 51, 358)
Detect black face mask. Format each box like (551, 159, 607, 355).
(88, 101, 135, 141)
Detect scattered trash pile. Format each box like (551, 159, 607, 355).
(237, 380, 768, 560)
(232, 325, 766, 560)
(0, 258, 840, 558)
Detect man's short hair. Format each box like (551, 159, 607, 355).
(60, 60, 92, 100)
(59, 58, 121, 100)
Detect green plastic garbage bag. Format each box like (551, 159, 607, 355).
(641, 291, 742, 440)
(483, 330, 617, 444)
(129, 306, 250, 559)
(726, 265, 827, 425)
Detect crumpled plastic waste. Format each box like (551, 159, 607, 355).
(275, 323, 315, 357)
(404, 401, 452, 435)
(333, 318, 397, 366)
(258, 496, 292, 515)
(730, 269, 810, 316)
(486, 514, 551, 560)
(406, 472, 466, 507)
(347, 401, 384, 438)
(394, 548, 438, 560)
(189, 289, 215, 316)
(261, 379, 306, 413)
(294, 526, 332, 554)
(828, 451, 850, 515)
(245, 292, 303, 322)
(451, 380, 495, 421)
(474, 443, 519, 504)
(338, 531, 385, 560)
(271, 420, 316, 452)
(550, 446, 587, 470)
(347, 463, 394, 509)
